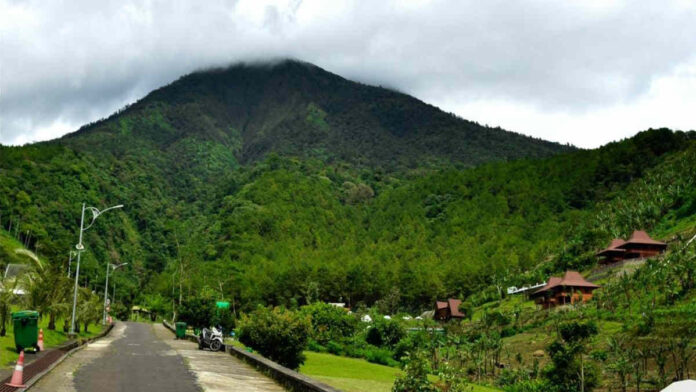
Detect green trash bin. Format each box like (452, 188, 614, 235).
(12, 310, 39, 352)
(175, 322, 187, 339)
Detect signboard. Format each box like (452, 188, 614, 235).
(215, 301, 230, 309)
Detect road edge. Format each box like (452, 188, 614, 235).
(162, 321, 341, 392)
(20, 322, 116, 392)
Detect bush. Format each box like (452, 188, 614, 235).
(366, 317, 406, 347)
(364, 346, 399, 367)
(392, 351, 438, 392)
(211, 308, 236, 334)
(179, 295, 216, 329)
(326, 340, 344, 355)
(307, 340, 327, 352)
(393, 332, 427, 362)
(503, 380, 550, 392)
(300, 302, 357, 345)
(237, 306, 311, 369)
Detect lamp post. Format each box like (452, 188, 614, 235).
(112, 262, 128, 308)
(70, 203, 123, 336)
(67, 250, 78, 278)
(103, 262, 128, 325)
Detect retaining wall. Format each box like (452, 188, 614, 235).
(162, 321, 340, 392)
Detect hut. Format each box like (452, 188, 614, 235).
(597, 230, 666, 264)
(596, 239, 627, 264)
(434, 299, 465, 321)
(530, 271, 599, 309)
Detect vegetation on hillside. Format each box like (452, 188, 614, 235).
(1, 60, 696, 390)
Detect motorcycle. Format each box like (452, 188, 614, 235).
(198, 325, 224, 351)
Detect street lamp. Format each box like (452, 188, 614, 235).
(67, 250, 78, 278)
(103, 262, 128, 325)
(112, 263, 128, 308)
(70, 203, 123, 335)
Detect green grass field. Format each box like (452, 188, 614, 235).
(300, 351, 500, 392)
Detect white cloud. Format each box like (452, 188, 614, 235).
(1, 0, 695, 147)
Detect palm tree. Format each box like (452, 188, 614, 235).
(0, 278, 18, 336)
(23, 266, 71, 330)
(17, 249, 71, 330)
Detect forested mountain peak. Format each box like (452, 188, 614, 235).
(61, 59, 571, 168)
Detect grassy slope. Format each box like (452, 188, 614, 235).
(300, 351, 501, 392)
(0, 314, 102, 367)
(463, 219, 696, 374)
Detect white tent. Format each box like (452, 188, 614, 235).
(662, 380, 696, 392)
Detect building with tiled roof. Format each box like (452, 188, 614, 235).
(530, 271, 599, 309)
(596, 230, 666, 264)
(433, 299, 465, 321)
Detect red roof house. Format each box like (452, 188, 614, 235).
(434, 299, 465, 321)
(530, 271, 599, 309)
(596, 230, 666, 264)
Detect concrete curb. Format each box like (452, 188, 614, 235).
(226, 346, 341, 392)
(161, 321, 341, 392)
(21, 322, 116, 391)
(162, 320, 200, 344)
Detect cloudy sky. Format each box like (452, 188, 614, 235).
(1, 0, 695, 148)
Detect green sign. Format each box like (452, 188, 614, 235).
(215, 301, 230, 309)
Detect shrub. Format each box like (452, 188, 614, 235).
(211, 308, 236, 334)
(364, 346, 399, 367)
(392, 351, 438, 392)
(393, 332, 427, 362)
(366, 317, 406, 347)
(300, 302, 357, 344)
(237, 306, 311, 369)
(326, 340, 344, 355)
(179, 295, 216, 329)
(307, 340, 327, 352)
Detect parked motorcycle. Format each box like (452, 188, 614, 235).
(198, 325, 224, 351)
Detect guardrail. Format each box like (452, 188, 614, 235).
(162, 321, 340, 392)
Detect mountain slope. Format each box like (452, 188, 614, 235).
(61, 60, 570, 168)
(1, 59, 693, 316)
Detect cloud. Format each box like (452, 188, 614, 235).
(1, 0, 695, 147)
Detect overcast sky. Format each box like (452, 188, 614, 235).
(1, 0, 695, 148)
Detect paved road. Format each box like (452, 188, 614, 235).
(29, 322, 284, 392)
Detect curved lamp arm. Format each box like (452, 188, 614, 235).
(83, 204, 123, 231)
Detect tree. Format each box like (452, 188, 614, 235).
(392, 351, 438, 392)
(77, 287, 102, 333)
(0, 278, 18, 336)
(178, 295, 216, 329)
(544, 321, 599, 392)
(23, 263, 71, 330)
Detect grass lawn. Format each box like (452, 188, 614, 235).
(0, 314, 102, 367)
(300, 351, 500, 392)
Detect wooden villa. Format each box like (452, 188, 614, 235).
(434, 299, 465, 321)
(530, 271, 599, 309)
(596, 230, 666, 265)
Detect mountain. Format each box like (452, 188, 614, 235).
(0, 59, 694, 317)
(61, 60, 570, 169)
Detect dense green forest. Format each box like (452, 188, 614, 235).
(0, 60, 694, 321)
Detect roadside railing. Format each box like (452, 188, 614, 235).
(162, 321, 340, 392)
